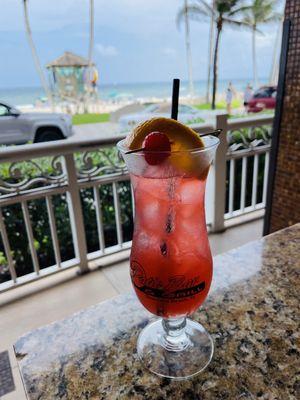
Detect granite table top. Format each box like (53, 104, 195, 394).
(14, 224, 300, 399)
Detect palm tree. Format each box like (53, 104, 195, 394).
(178, 0, 250, 109)
(240, 0, 281, 88)
(85, 0, 95, 110)
(269, 19, 282, 85)
(206, 0, 216, 104)
(177, 0, 195, 96)
(22, 0, 53, 107)
(87, 0, 94, 73)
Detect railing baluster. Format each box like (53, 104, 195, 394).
(240, 156, 247, 211)
(93, 186, 106, 253)
(263, 151, 270, 205)
(0, 208, 17, 283)
(45, 196, 61, 268)
(112, 182, 123, 246)
(228, 158, 235, 215)
(21, 201, 40, 275)
(252, 154, 259, 208)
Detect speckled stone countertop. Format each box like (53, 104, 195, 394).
(15, 224, 300, 399)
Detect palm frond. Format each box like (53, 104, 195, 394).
(176, 4, 210, 29)
(176, 6, 186, 29)
(263, 12, 283, 23)
(228, 5, 253, 17)
(195, 0, 215, 16)
(236, 0, 283, 27)
(222, 17, 253, 31)
(216, 0, 240, 14)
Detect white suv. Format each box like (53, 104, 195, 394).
(0, 102, 73, 145)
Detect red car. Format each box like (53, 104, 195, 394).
(247, 86, 277, 113)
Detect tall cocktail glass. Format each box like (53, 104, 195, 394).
(118, 135, 219, 379)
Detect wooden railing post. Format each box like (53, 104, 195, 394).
(210, 113, 228, 233)
(64, 154, 89, 273)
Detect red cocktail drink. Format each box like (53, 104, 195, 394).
(130, 174, 212, 318)
(118, 124, 219, 379)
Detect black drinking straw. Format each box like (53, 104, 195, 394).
(171, 78, 180, 120)
(125, 78, 181, 155)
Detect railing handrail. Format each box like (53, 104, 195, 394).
(0, 135, 126, 163)
(0, 116, 273, 163)
(0, 122, 215, 163)
(226, 143, 271, 160)
(227, 114, 274, 130)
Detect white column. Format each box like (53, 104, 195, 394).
(64, 154, 89, 273)
(210, 114, 228, 232)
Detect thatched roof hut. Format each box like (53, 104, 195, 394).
(46, 51, 93, 68)
(46, 51, 97, 103)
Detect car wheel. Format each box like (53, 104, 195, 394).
(35, 130, 64, 143)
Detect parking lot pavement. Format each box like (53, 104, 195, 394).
(71, 122, 123, 140)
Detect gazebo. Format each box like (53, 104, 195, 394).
(46, 51, 98, 105)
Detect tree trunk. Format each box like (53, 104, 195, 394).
(212, 21, 221, 110)
(88, 0, 94, 70)
(184, 0, 194, 96)
(206, 0, 215, 104)
(269, 21, 282, 85)
(252, 26, 258, 88)
(85, 0, 95, 111)
(22, 0, 53, 108)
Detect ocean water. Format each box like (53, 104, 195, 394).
(0, 78, 268, 107)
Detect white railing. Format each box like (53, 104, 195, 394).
(0, 115, 273, 292)
(205, 114, 272, 231)
(226, 116, 271, 220)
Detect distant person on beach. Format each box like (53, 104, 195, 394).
(226, 82, 234, 115)
(244, 84, 253, 113)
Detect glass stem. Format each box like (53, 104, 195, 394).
(161, 317, 189, 352)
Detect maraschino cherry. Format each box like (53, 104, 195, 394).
(142, 131, 171, 165)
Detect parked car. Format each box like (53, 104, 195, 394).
(247, 86, 277, 113)
(0, 102, 73, 145)
(119, 103, 205, 131)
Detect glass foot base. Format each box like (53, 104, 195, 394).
(137, 318, 214, 380)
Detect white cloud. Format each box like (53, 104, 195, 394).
(96, 43, 118, 57)
(162, 47, 176, 56)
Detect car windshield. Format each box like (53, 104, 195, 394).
(253, 87, 276, 98)
(179, 105, 196, 114)
(143, 103, 196, 115)
(144, 104, 159, 113)
(0, 104, 10, 116)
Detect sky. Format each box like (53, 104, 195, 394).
(0, 0, 284, 88)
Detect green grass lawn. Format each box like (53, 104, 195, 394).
(229, 110, 274, 119)
(195, 99, 242, 110)
(72, 113, 110, 125)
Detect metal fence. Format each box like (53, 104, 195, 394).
(0, 114, 273, 292)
